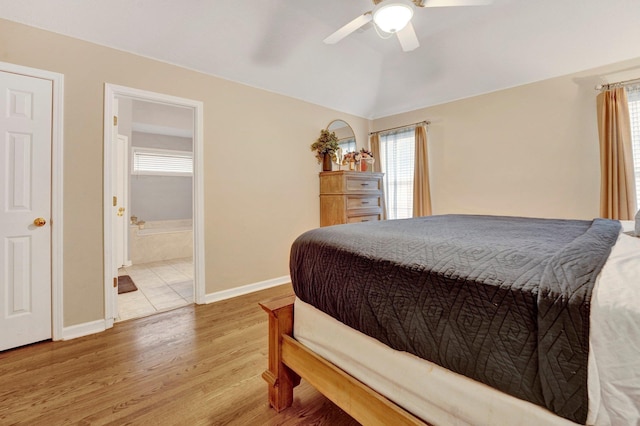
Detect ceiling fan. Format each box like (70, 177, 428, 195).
(323, 0, 493, 52)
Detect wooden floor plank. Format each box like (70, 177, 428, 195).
(0, 284, 359, 425)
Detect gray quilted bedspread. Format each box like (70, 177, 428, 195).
(290, 215, 621, 424)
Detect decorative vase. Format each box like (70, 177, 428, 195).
(322, 153, 332, 171)
(361, 161, 368, 172)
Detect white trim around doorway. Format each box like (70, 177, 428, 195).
(103, 84, 205, 328)
(0, 61, 65, 341)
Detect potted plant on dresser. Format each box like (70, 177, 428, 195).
(311, 129, 340, 171)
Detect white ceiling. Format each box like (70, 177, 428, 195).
(1, 0, 640, 119)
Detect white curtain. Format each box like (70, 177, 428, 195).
(378, 128, 415, 220)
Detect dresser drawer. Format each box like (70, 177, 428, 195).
(345, 176, 380, 193)
(347, 196, 380, 210)
(347, 214, 381, 224)
(319, 171, 384, 227)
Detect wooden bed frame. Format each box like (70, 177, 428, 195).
(259, 294, 427, 426)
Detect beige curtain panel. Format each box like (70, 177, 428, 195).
(369, 133, 387, 220)
(597, 88, 637, 220)
(370, 133, 381, 173)
(413, 125, 432, 217)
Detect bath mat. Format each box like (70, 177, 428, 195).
(118, 275, 138, 294)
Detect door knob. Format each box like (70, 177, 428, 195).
(33, 217, 47, 227)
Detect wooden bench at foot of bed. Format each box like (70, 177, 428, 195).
(259, 294, 427, 426)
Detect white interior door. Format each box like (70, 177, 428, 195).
(0, 71, 53, 351)
(110, 99, 119, 317)
(114, 134, 129, 268)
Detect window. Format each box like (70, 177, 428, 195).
(379, 128, 415, 219)
(132, 147, 193, 176)
(338, 137, 356, 155)
(627, 85, 640, 205)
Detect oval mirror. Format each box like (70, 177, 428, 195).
(327, 120, 356, 167)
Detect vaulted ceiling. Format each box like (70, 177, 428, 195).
(1, 0, 639, 119)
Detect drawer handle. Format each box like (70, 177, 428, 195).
(361, 201, 370, 205)
(361, 219, 370, 222)
(361, 183, 370, 186)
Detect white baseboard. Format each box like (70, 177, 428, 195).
(61, 319, 107, 341)
(204, 275, 290, 304)
(58, 276, 290, 341)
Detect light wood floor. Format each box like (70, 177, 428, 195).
(0, 284, 360, 425)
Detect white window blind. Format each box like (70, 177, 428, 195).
(132, 147, 193, 176)
(627, 85, 640, 205)
(379, 128, 415, 219)
(338, 138, 356, 154)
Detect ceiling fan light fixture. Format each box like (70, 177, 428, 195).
(373, 0, 414, 33)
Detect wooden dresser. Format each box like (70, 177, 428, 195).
(319, 171, 384, 226)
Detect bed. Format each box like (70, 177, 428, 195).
(260, 215, 640, 425)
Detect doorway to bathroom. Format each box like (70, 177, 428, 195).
(103, 84, 204, 325)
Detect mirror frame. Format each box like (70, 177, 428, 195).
(327, 118, 356, 149)
(326, 119, 357, 169)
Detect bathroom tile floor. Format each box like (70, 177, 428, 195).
(116, 257, 193, 322)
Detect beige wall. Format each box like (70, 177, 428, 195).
(3, 16, 638, 328)
(0, 19, 369, 327)
(373, 58, 640, 220)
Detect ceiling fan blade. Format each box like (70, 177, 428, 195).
(323, 12, 373, 44)
(419, 0, 492, 7)
(396, 21, 420, 52)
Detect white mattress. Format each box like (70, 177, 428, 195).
(293, 221, 640, 426)
(589, 221, 640, 425)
